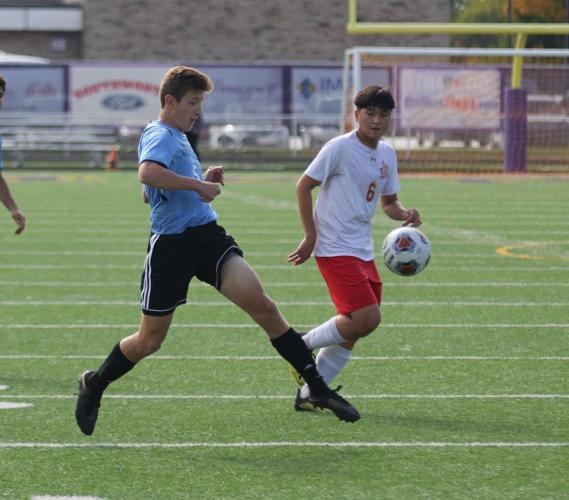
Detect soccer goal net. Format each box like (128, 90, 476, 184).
(342, 46, 569, 173)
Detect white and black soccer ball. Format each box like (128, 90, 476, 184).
(382, 227, 431, 277)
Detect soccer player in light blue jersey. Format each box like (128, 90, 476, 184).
(74, 66, 360, 435)
(0, 75, 26, 235)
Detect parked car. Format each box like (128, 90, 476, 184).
(299, 124, 340, 148)
(415, 129, 501, 148)
(527, 94, 569, 147)
(208, 124, 289, 149)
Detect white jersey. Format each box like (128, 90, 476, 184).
(305, 130, 400, 261)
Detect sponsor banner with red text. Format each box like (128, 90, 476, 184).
(398, 67, 501, 130)
(0, 65, 66, 112)
(69, 63, 283, 119)
(70, 64, 169, 119)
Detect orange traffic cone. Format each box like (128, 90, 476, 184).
(106, 145, 118, 170)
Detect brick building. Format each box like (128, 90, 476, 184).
(0, 0, 451, 62)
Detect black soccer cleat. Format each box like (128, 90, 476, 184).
(75, 370, 103, 436)
(294, 389, 324, 413)
(309, 385, 361, 423)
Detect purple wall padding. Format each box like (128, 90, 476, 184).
(504, 88, 528, 172)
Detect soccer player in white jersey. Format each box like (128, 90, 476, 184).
(74, 66, 360, 435)
(0, 75, 26, 235)
(288, 85, 422, 413)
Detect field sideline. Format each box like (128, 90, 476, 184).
(0, 171, 568, 499)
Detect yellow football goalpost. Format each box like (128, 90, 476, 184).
(347, 0, 569, 88)
(345, 0, 569, 171)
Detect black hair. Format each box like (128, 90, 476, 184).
(354, 85, 395, 111)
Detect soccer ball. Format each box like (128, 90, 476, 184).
(382, 227, 431, 277)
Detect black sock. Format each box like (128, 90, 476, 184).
(270, 328, 328, 396)
(90, 342, 136, 392)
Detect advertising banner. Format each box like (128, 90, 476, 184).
(70, 64, 283, 120)
(292, 67, 343, 115)
(399, 67, 501, 130)
(0, 65, 66, 112)
(70, 64, 169, 119)
(292, 66, 390, 115)
(200, 66, 282, 115)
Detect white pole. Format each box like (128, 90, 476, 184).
(341, 49, 352, 132)
(347, 46, 569, 58)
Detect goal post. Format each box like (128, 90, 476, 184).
(347, 0, 569, 37)
(342, 46, 569, 173)
(344, 0, 569, 172)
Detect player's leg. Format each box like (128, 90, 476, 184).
(120, 313, 174, 362)
(75, 231, 186, 435)
(295, 306, 379, 407)
(218, 254, 360, 422)
(303, 256, 382, 349)
(74, 313, 173, 436)
(218, 253, 288, 337)
(304, 303, 381, 350)
(293, 257, 382, 409)
(294, 343, 353, 412)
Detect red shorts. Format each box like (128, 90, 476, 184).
(315, 256, 382, 315)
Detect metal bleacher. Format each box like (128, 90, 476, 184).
(0, 114, 123, 168)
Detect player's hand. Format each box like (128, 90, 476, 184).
(288, 236, 315, 266)
(204, 165, 224, 186)
(402, 208, 422, 227)
(11, 210, 26, 235)
(199, 181, 222, 202)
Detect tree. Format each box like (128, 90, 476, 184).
(451, 0, 568, 49)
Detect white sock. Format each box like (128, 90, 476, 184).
(315, 344, 352, 384)
(300, 344, 352, 398)
(302, 317, 345, 350)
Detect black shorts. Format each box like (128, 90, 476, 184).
(140, 220, 243, 316)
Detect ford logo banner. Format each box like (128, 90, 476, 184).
(102, 94, 144, 110)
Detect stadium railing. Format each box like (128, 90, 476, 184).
(0, 113, 120, 168)
(2, 110, 568, 172)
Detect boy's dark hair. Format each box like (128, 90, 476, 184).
(159, 66, 213, 108)
(0, 74, 6, 92)
(354, 85, 395, 111)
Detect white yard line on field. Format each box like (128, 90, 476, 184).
(1, 441, 568, 449)
(31, 496, 105, 500)
(0, 239, 557, 247)
(19, 214, 569, 222)
(1, 264, 568, 271)
(2, 280, 569, 288)
(1, 394, 568, 400)
(0, 322, 568, 330)
(0, 354, 568, 361)
(0, 402, 33, 409)
(2, 227, 569, 237)
(0, 299, 568, 307)
(0, 250, 528, 258)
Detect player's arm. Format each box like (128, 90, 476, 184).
(0, 172, 26, 234)
(138, 160, 221, 202)
(381, 193, 422, 227)
(288, 174, 321, 265)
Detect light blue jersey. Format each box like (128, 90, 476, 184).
(138, 121, 217, 234)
